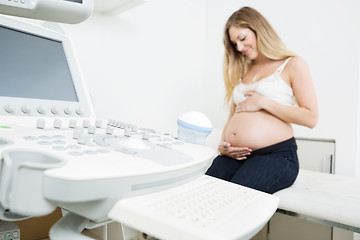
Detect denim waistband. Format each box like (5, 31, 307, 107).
(251, 137, 297, 156)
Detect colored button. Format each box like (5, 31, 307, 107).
(5, 232, 11, 239)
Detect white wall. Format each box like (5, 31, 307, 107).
(60, 0, 360, 176)
(62, 0, 206, 135)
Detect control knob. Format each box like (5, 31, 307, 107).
(54, 119, 62, 129)
(82, 120, 90, 128)
(51, 107, 59, 115)
(69, 119, 77, 128)
(106, 126, 114, 135)
(64, 107, 72, 115)
(21, 105, 30, 114)
(37, 106, 46, 114)
(36, 119, 46, 129)
(95, 120, 102, 128)
(75, 108, 83, 116)
(4, 104, 14, 113)
(73, 127, 83, 139)
(88, 125, 96, 134)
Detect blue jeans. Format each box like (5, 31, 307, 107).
(205, 138, 299, 194)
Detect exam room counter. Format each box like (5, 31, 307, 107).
(274, 169, 360, 233)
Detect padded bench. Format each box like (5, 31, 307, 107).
(274, 169, 360, 233)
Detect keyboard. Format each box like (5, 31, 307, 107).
(109, 175, 279, 240)
(146, 175, 262, 229)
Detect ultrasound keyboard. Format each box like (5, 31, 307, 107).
(109, 175, 279, 240)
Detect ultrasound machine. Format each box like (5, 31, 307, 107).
(0, 1, 279, 239)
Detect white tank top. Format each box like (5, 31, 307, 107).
(232, 58, 294, 106)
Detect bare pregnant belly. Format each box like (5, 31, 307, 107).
(224, 111, 293, 150)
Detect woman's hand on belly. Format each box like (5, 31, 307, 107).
(236, 91, 265, 113)
(218, 141, 252, 160)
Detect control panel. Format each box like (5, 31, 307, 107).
(0, 117, 215, 222)
(11, 118, 195, 167)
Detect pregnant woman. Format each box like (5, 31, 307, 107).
(206, 7, 318, 194)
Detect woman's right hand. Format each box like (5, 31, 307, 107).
(218, 141, 252, 160)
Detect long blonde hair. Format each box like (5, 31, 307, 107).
(223, 7, 295, 105)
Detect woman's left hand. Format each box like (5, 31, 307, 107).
(235, 91, 265, 112)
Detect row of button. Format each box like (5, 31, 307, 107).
(3, 0, 34, 10)
(34, 118, 137, 145)
(36, 119, 103, 130)
(73, 125, 139, 144)
(6, 0, 26, 5)
(35, 118, 164, 148)
(3, 104, 84, 116)
(107, 119, 138, 131)
(36, 118, 141, 139)
(36, 118, 138, 131)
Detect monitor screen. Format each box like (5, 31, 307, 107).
(0, 26, 79, 102)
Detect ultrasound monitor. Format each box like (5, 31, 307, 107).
(0, 15, 94, 118)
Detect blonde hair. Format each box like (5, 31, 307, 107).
(223, 7, 296, 105)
